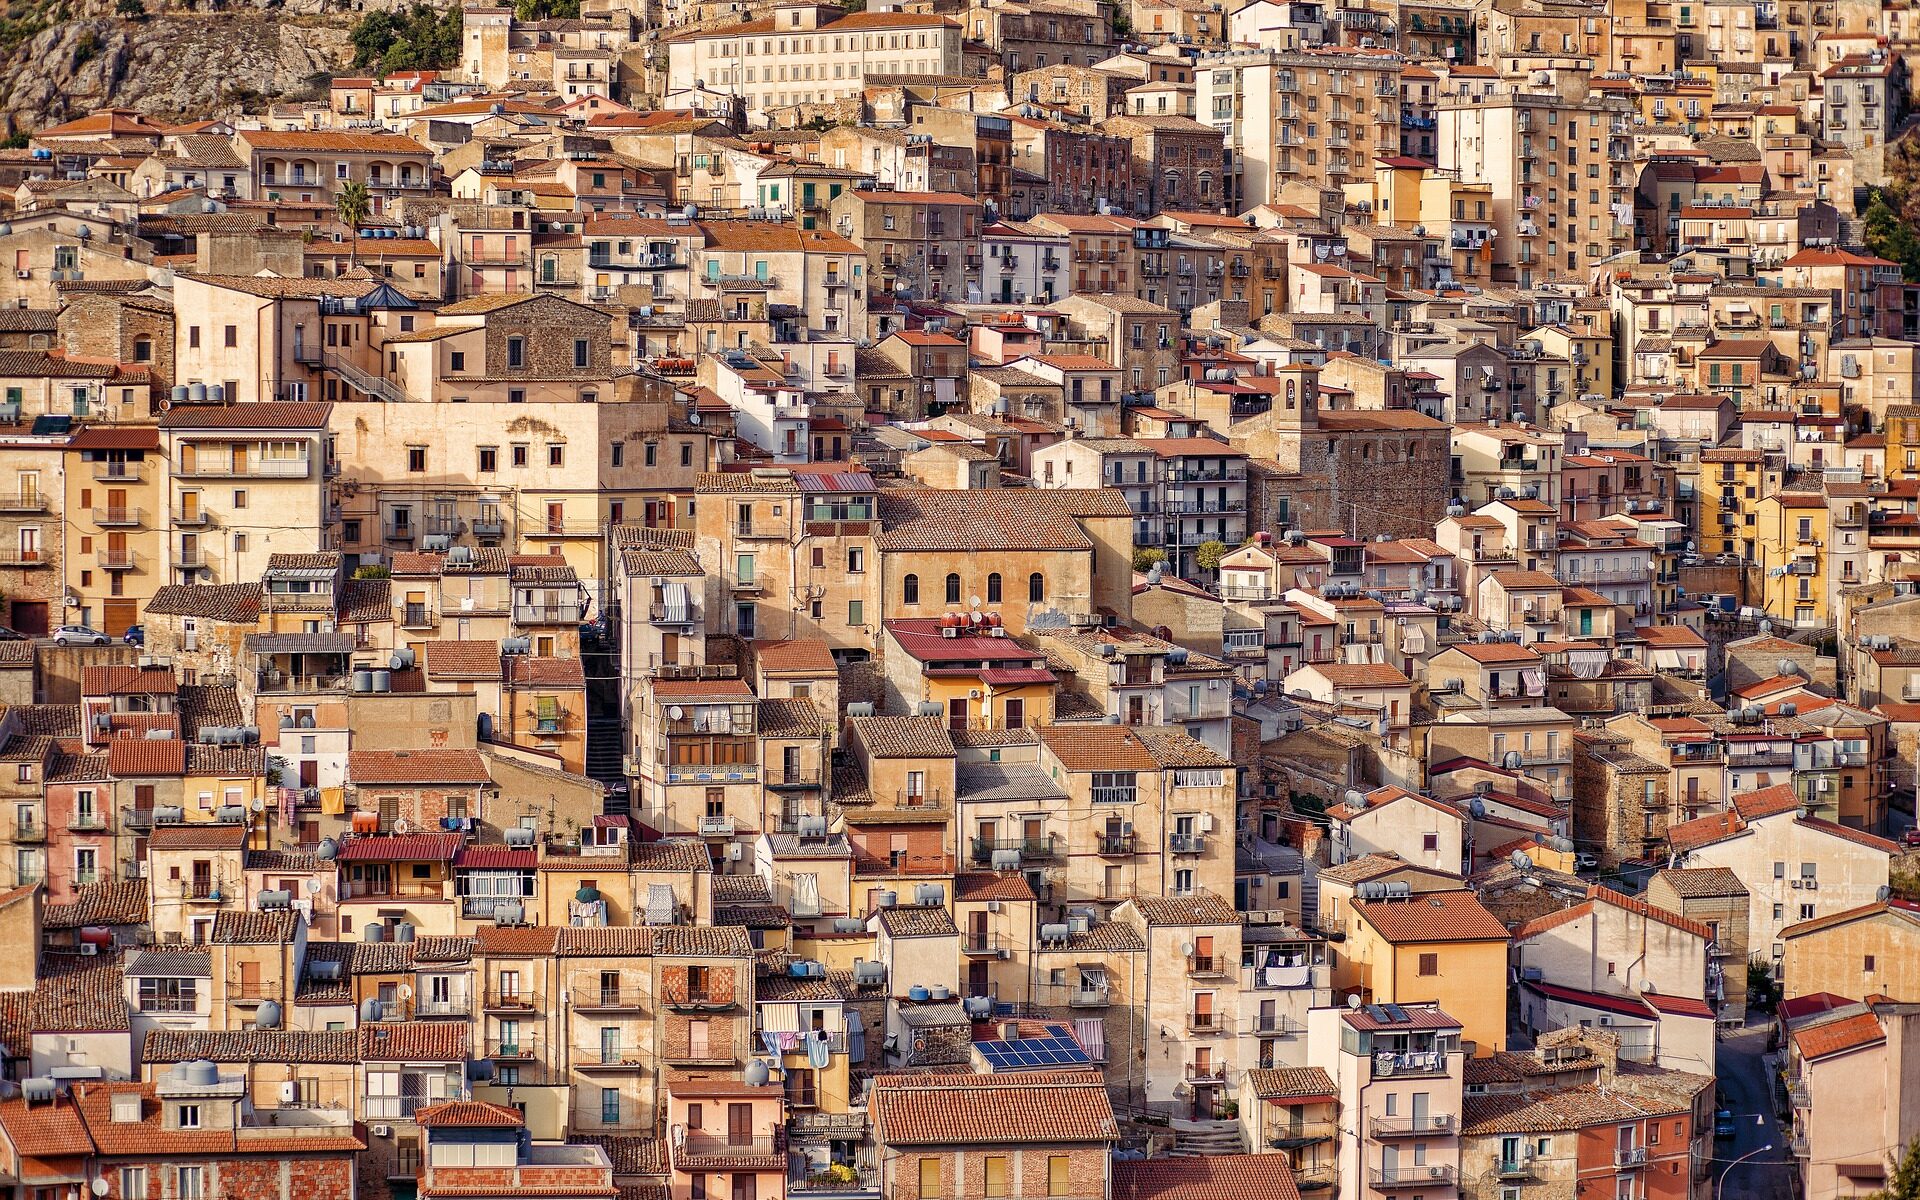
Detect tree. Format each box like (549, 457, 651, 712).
(352, 563, 391, 579)
(1132, 547, 1167, 573)
(334, 180, 372, 263)
(1193, 539, 1229, 573)
(1746, 959, 1780, 1014)
(114, 0, 147, 18)
(1871, 1137, 1920, 1200)
(1863, 188, 1920, 284)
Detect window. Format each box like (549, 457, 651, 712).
(512, 444, 529, 468)
(177, 1169, 204, 1200)
(223, 325, 238, 348)
(601, 1087, 621, 1124)
(1029, 572, 1044, 602)
(1867, 955, 1877, 973)
(121, 1169, 148, 1200)
(451, 351, 466, 371)
(987, 572, 1002, 602)
(919, 1158, 941, 1200)
(178, 1104, 201, 1129)
(611, 442, 624, 468)
(1047, 1156, 1071, 1197)
(507, 337, 526, 368)
(574, 338, 590, 368)
(1423, 833, 1439, 852)
(1418, 953, 1439, 976)
(903, 574, 919, 604)
(848, 548, 864, 573)
(945, 573, 962, 604)
(407, 446, 427, 472)
(984, 1158, 1009, 1199)
(479, 447, 498, 473)
(549, 444, 564, 467)
(848, 599, 864, 626)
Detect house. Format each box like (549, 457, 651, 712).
(1326, 787, 1466, 873)
(1339, 890, 1512, 1056)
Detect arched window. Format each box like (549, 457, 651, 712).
(986, 573, 1002, 603)
(1029, 572, 1045, 603)
(903, 574, 919, 604)
(945, 573, 962, 605)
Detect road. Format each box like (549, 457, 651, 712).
(1714, 1025, 1797, 1200)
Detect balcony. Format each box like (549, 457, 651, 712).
(1268, 1120, 1336, 1150)
(1186, 1010, 1226, 1035)
(1371, 1051, 1448, 1078)
(1042, 983, 1111, 1007)
(970, 835, 1058, 864)
(68, 811, 109, 832)
(12, 819, 43, 843)
(1372, 1114, 1455, 1137)
(96, 548, 138, 572)
(485, 1035, 543, 1061)
(766, 765, 824, 788)
(572, 986, 645, 1012)
(1615, 1147, 1649, 1169)
(962, 933, 1006, 956)
(92, 462, 144, 483)
(1186, 954, 1230, 979)
(1092, 786, 1137, 805)
(678, 1133, 784, 1162)
(1372, 1166, 1454, 1190)
(1096, 831, 1136, 855)
(92, 507, 143, 528)
(576, 1046, 649, 1071)
(514, 604, 583, 625)
(178, 457, 311, 479)
(1248, 1013, 1306, 1037)
(1169, 833, 1208, 855)
(1185, 1060, 1227, 1082)
(0, 492, 47, 513)
(482, 990, 543, 1013)
(1492, 1159, 1534, 1180)
(415, 996, 471, 1018)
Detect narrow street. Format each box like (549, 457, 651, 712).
(1714, 1025, 1798, 1200)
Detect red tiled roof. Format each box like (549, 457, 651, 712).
(1794, 1011, 1884, 1060)
(333, 833, 464, 862)
(349, 749, 490, 785)
(1114, 1155, 1302, 1200)
(1351, 890, 1510, 943)
(871, 1070, 1116, 1145)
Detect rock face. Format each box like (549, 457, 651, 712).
(0, 15, 355, 136)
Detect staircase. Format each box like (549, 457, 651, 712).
(1167, 1118, 1247, 1157)
(1301, 859, 1323, 928)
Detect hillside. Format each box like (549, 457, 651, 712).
(0, 10, 355, 136)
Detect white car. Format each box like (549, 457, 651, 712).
(1574, 852, 1600, 872)
(52, 624, 109, 646)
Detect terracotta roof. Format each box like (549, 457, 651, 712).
(1794, 1011, 1884, 1060)
(753, 639, 837, 673)
(211, 910, 297, 944)
(105, 736, 186, 777)
(875, 488, 1126, 552)
(1512, 885, 1712, 941)
(31, 956, 128, 1032)
(952, 872, 1037, 902)
(852, 715, 955, 758)
(1731, 783, 1800, 822)
(426, 641, 504, 680)
(1035, 724, 1158, 771)
(333, 833, 464, 861)
(1352, 890, 1510, 943)
(44, 879, 148, 928)
(158, 400, 332, 429)
(349, 749, 490, 785)
(360, 1021, 468, 1061)
(871, 1070, 1116, 1145)
(143, 1027, 358, 1064)
(1114, 1155, 1302, 1200)
(1244, 1066, 1337, 1101)
(416, 1100, 523, 1128)
(1130, 891, 1240, 926)
(1650, 867, 1747, 899)
(507, 656, 587, 688)
(148, 823, 249, 851)
(1304, 662, 1413, 687)
(877, 904, 960, 939)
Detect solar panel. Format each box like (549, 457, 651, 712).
(1366, 1004, 1391, 1023)
(1384, 1003, 1410, 1023)
(977, 1026, 1092, 1072)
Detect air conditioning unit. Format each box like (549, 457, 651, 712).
(726, 842, 745, 861)
(79, 942, 99, 956)
(986, 901, 1003, 913)
(996, 948, 1012, 960)
(371, 1125, 392, 1138)
(1804, 880, 1818, 890)
(1789, 878, 1802, 888)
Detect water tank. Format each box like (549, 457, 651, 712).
(908, 985, 931, 1001)
(174, 1060, 219, 1088)
(1040, 923, 1070, 943)
(929, 985, 951, 1001)
(361, 997, 384, 1023)
(362, 923, 385, 944)
(744, 1059, 771, 1086)
(351, 670, 373, 693)
(241, 726, 260, 743)
(315, 837, 339, 860)
(254, 1001, 283, 1029)
(991, 849, 1020, 871)
(876, 890, 897, 908)
(477, 712, 494, 741)
(395, 922, 416, 944)
(391, 649, 415, 670)
(964, 996, 992, 1018)
(371, 669, 392, 693)
(215, 805, 247, 823)
(853, 961, 886, 986)
(188, 382, 208, 405)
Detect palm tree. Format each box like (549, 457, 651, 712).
(335, 180, 372, 265)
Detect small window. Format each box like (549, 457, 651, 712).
(903, 574, 920, 604)
(945, 573, 962, 604)
(512, 445, 529, 467)
(1029, 572, 1045, 602)
(450, 351, 466, 371)
(478, 447, 498, 473)
(1418, 953, 1438, 976)
(1866, 955, 1877, 973)
(407, 446, 426, 472)
(548, 444, 564, 467)
(573, 338, 590, 368)
(507, 337, 526, 368)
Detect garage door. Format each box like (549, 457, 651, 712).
(103, 599, 138, 638)
(10, 601, 48, 637)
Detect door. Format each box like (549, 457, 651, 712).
(192, 860, 213, 899)
(180, 491, 201, 523)
(948, 697, 967, 731)
(300, 759, 319, 788)
(969, 909, 988, 952)
(600, 1025, 621, 1065)
(9, 601, 45, 636)
(968, 959, 990, 997)
(727, 1102, 752, 1146)
(1004, 698, 1025, 728)
(237, 958, 260, 997)
(102, 599, 138, 637)
(107, 531, 128, 569)
(232, 443, 249, 475)
(1411, 1092, 1429, 1131)
(106, 487, 127, 523)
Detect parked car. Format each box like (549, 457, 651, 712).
(0, 625, 27, 641)
(1901, 828, 1920, 848)
(1574, 852, 1600, 872)
(52, 624, 109, 646)
(1714, 1110, 1736, 1139)
(121, 625, 144, 647)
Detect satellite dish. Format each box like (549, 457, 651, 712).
(970, 595, 982, 608)
(304, 878, 323, 895)
(1510, 849, 1533, 872)
(668, 705, 685, 721)
(1346, 994, 1362, 1009)
(250, 797, 265, 813)
(93, 1181, 110, 1197)
(399, 984, 413, 1000)
(688, 413, 702, 425)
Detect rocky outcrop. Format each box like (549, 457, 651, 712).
(0, 15, 355, 136)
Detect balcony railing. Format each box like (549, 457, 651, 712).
(970, 835, 1057, 863)
(1186, 1010, 1225, 1034)
(485, 1035, 543, 1060)
(1373, 1166, 1454, 1189)
(1185, 1060, 1227, 1081)
(1615, 1147, 1649, 1169)
(1186, 954, 1229, 978)
(1096, 831, 1136, 855)
(0, 493, 47, 512)
(1372, 1113, 1455, 1136)
(92, 507, 143, 527)
(514, 604, 582, 624)
(1092, 787, 1137, 805)
(678, 1133, 784, 1161)
(962, 933, 1006, 956)
(482, 990, 543, 1012)
(572, 986, 646, 1011)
